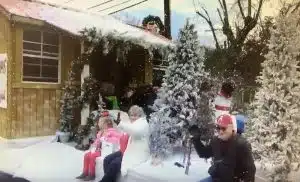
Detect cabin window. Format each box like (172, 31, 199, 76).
(22, 29, 60, 83)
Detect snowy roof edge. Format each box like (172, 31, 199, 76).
(0, 0, 173, 47)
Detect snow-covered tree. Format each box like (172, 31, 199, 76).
(59, 60, 80, 133)
(149, 20, 212, 159)
(246, 11, 300, 182)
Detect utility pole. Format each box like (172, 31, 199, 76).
(164, 0, 171, 39)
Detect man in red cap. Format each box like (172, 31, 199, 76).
(190, 114, 255, 182)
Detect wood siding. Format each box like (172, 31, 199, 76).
(0, 13, 12, 138)
(0, 13, 153, 138)
(10, 88, 62, 137)
(0, 17, 81, 138)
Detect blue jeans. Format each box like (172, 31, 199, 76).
(198, 176, 212, 182)
(100, 151, 123, 182)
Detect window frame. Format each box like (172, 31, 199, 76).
(21, 29, 61, 84)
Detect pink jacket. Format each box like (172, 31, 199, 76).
(93, 128, 129, 154)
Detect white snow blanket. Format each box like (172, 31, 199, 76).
(0, 138, 211, 182)
(124, 154, 211, 182)
(96, 152, 211, 182)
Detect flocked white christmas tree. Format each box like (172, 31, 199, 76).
(149, 20, 211, 159)
(246, 10, 300, 182)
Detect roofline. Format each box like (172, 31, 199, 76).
(25, 0, 172, 43)
(12, 14, 80, 37)
(1, 0, 172, 46)
(126, 24, 172, 42)
(0, 4, 12, 20)
(24, 0, 84, 13)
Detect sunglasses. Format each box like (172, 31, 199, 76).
(215, 125, 227, 132)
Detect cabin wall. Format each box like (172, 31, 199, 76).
(0, 13, 12, 138)
(5, 22, 81, 138)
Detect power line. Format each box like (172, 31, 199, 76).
(97, 0, 132, 12)
(108, 0, 148, 15)
(87, 0, 114, 10)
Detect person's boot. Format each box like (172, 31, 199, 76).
(83, 175, 95, 181)
(76, 173, 87, 179)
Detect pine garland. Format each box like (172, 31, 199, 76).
(59, 27, 172, 137)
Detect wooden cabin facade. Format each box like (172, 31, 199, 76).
(0, 13, 82, 138)
(0, 0, 171, 139)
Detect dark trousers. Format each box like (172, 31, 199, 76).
(100, 151, 123, 182)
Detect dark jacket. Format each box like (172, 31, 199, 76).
(192, 135, 256, 182)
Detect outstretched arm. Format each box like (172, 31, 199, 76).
(117, 119, 147, 137)
(189, 125, 213, 159)
(192, 137, 213, 159)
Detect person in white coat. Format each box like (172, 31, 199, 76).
(99, 105, 150, 182)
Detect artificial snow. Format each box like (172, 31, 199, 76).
(0, 136, 211, 182)
(246, 9, 300, 181)
(125, 153, 211, 182)
(0, 0, 172, 47)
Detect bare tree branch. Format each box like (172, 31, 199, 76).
(196, 10, 221, 49)
(248, 0, 252, 17)
(222, 0, 229, 19)
(237, 0, 246, 20)
(218, 0, 224, 12)
(194, 0, 266, 77)
(219, 0, 236, 46)
(217, 8, 224, 25)
(254, 0, 264, 21)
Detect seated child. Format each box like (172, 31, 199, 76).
(76, 111, 127, 181)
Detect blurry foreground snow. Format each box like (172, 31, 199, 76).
(0, 136, 212, 182)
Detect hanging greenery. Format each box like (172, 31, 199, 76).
(77, 76, 101, 110)
(58, 53, 88, 133)
(58, 27, 172, 137)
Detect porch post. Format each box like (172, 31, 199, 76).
(80, 41, 89, 125)
(144, 54, 153, 85)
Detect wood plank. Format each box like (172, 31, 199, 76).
(30, 89, 37, 136)
(11, 89, 17, 138)
(49, 90, 56, 132)
(55, 90, 62, 131)
(23, 88, 31, 137)
(0, 109, 7, 138)
(43, 89, 50, 135)
(16, 88, 24, 137)
(36, 89, 43, 136)
(12, 82, 61, 89)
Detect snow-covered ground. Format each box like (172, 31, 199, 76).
(1, 135, 284, 182)
(0, 136, 211, 182)
(0, 136, 83, 182)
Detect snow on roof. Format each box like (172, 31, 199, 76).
(0, 0, 172, 47)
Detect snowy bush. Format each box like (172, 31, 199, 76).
(246, 10, 300, 182)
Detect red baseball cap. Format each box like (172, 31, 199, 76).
(216, 114, 233, 128)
